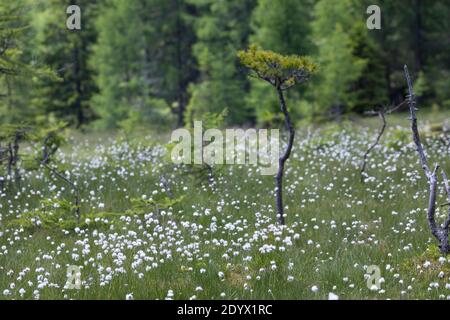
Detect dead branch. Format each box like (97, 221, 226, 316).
(160, 174, 174, 199)
(404, 64, 449, 254)
(24, 132, 81, 223)
(360, 111, 386, 182)
(41, 161, 81, 224)
(405, 66, 431, 177)
(385, 100, 407, 115)
(359, 100, 406, 182)
(440, 170, 450, 233)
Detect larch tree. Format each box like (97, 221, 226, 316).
(308, 0, 366, 119)
(161, 0, 197, 128)
(0, 0, 55, 124)
(0, 0, 27, 122)
(31, 0, 100, 128)
(186, 0, 256, 125)
(238, 45, 317, 225)
(92, 0, 196, 129)
(90, 0, 149, 129)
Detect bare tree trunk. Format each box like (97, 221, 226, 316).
(404, 65, 450, 254)
(439, 170, 450, 254)
(275, 87, 295, 225)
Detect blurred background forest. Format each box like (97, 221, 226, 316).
(1, 0, 449, 131)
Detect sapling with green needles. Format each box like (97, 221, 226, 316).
(238, 45, 317, 225)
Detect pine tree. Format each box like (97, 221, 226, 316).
(307, 0, 366, 118)
(369, 0, 449, 107)
(0, 0, 28, 122)
(0, 0, 54, 124)
(374, 1, 421, 104)
(420, 1, 450, 108)
(90, 0, 147, 129)
(238, 45, 317, 224)
(350, 0, 389, 112)
(0, 2, 23, 76)
(158, 0, 197, 127)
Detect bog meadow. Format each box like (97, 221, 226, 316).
(0, 1, 450, 300)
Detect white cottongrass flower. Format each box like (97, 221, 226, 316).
(166, 289, 174, 300)
(328, 292, 339, 300)
(125, 293, 134, 300)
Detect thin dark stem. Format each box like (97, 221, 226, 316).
(275, 87, 295, 225)
(160, 174, 174, 199)
(7, 142, 13, 177)
(41, 162, 80, 223)
(0, 143, 3, 191)
(360, 111, 386, 182)
(385, 100, 407, 114)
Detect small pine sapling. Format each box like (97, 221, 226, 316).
(238, 45, 317, 224)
